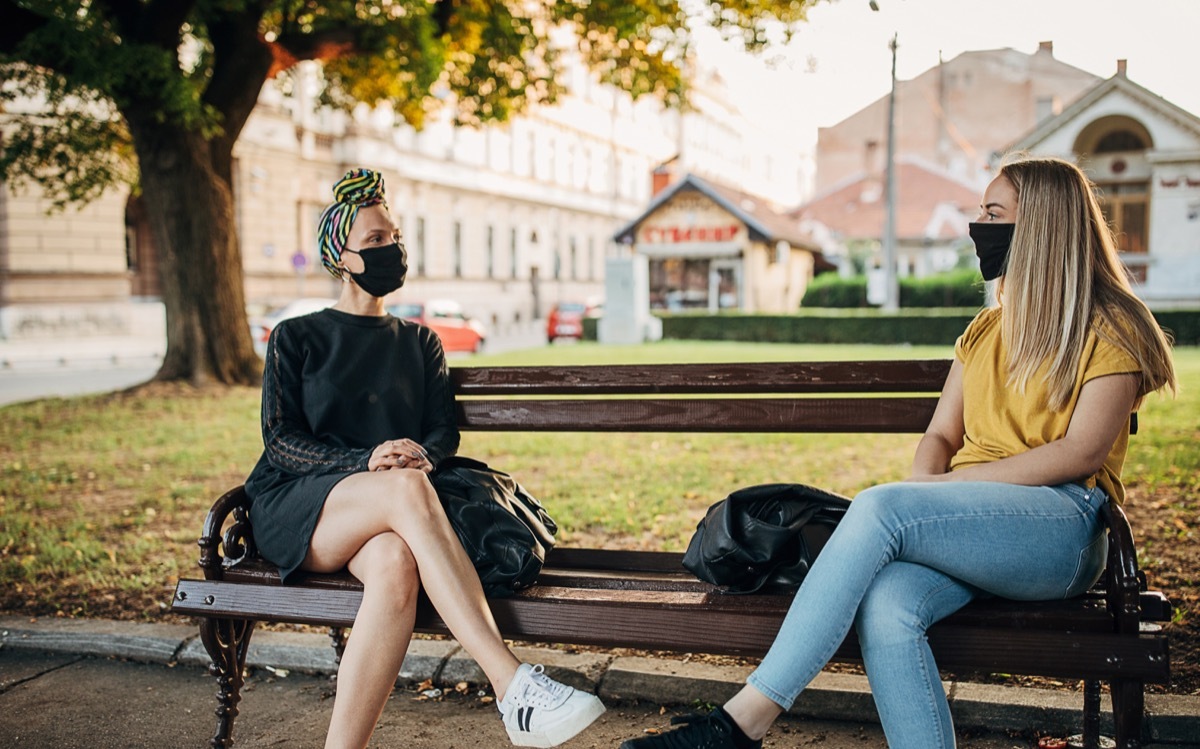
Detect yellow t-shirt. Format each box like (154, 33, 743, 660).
(949, 307, 1141, 504)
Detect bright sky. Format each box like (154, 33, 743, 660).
(697, 0, 1200, 151)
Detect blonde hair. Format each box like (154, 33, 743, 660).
(996, 156, 1176, 410)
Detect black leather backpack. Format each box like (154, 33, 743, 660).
(682, 483, 852, 594)
(431, 456, 557, 597)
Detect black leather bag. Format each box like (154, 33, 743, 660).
(682, 483, 852, 594)
(430, 456, 557, 598)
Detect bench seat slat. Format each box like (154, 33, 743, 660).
(207, 553, 1172, 628)
(453, 361, 952, 396)
(172, 579, 1169, 682)
(459, 397, 939, 433)
(176, 573, 1164, 634)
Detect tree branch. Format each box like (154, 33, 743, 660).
(431, 0, 457, 36)
(0, 0, 51, 56)
(203, 8, 275, 148)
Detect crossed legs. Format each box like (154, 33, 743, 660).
(303, 469, 522, 749)
(724, 481, 1108, 748)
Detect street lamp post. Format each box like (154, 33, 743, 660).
(882, 32, 900, 313)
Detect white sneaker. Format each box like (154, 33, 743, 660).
(498, 663, 606, 747)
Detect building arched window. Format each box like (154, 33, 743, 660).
(1095, 130, 1148, 153)
(1074, 116, 1154, 285)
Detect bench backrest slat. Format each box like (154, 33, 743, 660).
(458, 396, 939, 433)
(452, 360, 952, 396)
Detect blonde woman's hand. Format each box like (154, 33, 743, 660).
(369, 438, 432, 473)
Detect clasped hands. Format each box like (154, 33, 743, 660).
(369, 438, 432, 473)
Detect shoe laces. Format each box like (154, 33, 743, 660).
(517, 664, 569, 709)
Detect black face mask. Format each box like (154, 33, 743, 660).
(968, 222, 1015, 281)
(343, 242, 408, 297)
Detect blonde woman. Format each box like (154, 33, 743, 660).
(621, 156, 1176, 749)
(245, 168, 604, 749)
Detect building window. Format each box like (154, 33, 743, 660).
(649, 258, 711, 310)
(1097, 182, 1149, 282)
(1096, 130, 1148, 153)
(453, 221, 463, 278)
(510, 227, 519, 279)
(415, 217, 426, 276)
(569, 236, 578, 280)
(486, 225, 495, 279)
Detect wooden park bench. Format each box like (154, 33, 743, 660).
(171, 360, 1172, 749)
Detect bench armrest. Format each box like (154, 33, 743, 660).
(198, 485, 256, 581)
(1100, 500, 1145, 634)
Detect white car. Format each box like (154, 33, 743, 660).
(250, 298, 336, 355)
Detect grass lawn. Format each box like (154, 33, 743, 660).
(2, 341, 1197, 676)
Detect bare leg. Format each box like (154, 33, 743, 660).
(322, 533, 419, 749)
(724, 685, 784, 741)
(305, 470, 521, 699)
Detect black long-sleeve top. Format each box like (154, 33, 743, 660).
(243, 308, 459, 579)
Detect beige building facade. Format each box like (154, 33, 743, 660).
(0, 184, 160, 339)
(2, 53, 806, 340)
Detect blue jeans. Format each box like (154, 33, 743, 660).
(746, 481, 1109, 749)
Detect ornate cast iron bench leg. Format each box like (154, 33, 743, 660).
(1110, 677, 1145, 749)
(329, 627, 346, 671)
(199, 616, 257, 749)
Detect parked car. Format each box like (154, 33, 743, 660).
(250, 297, 336, 355)
(387, 299, 487, 353)
(546, 299, 603, 342)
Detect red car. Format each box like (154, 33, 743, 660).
(546, 302, 587, 342)
(387, 300, 487, 353)
(547, 301, 602, 342)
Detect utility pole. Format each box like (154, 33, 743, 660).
(882, 32, 900, 313)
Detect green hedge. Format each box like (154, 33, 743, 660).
(585, 309, 1200, 346)
(902, 269, 986, 308)
(800, 274, 868, 308)
(801, 269, 985, 309)
(1154, 310, 1200, 346)
(661, 309, 980, 346)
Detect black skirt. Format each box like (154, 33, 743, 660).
(245, 455, 356, 582)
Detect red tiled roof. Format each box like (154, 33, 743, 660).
(793, 161, 981, 241)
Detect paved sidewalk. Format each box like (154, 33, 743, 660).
(2, 616, 1197, 747)
(0, 334, 165, 405)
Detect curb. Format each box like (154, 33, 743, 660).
(0, 336, 165, 372)
(2, 616, 1197, 744)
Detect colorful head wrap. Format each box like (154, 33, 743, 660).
(318, 168, 389, 279)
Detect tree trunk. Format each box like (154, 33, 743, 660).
(125, 117, 262, 386)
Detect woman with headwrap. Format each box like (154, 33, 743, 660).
(244, 168, 605, 749)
